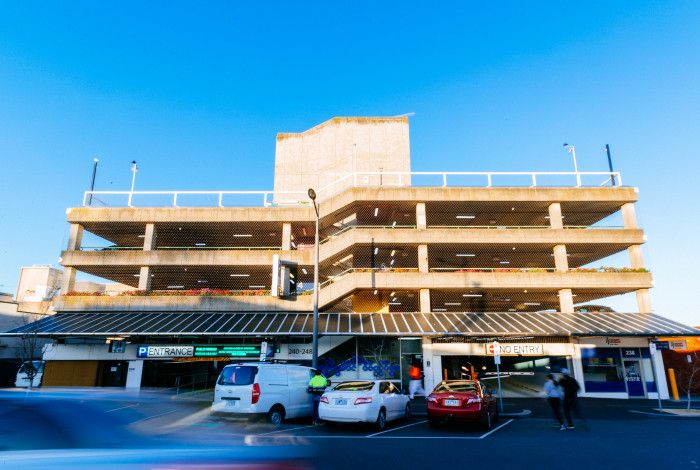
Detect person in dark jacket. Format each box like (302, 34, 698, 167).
(559, 368, 581, 429)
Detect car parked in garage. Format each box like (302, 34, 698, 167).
(427, 380, 499, 429)
(319, 380, 411, 430)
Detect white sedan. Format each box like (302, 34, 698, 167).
(318, 380, 411, 430)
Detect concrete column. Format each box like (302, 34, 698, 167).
(421, 337, 435, 393)
(282, 223, 292, 250)
(571, 341, 587, 395)
(416, 202, 426, 229)
(419, 288, 431, 312)
(558, 288, 574, 313)
(60, 267, 77, 294)
(547, 203, 564, 229)
(650, 346, 670, 399)
(126, 360, 144, 389)
(628, 244, 645, 269)
(67, 224, 83, 251)
(636, 289, 653, 313)
(418, 244, 429, 273)
(621, 203, 638, 229)
(138, 266, 152, 290)
(143, 223, 157, 251)
(553, 244, 569, 272)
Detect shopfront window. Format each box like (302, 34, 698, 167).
(581, 347, 625, 392)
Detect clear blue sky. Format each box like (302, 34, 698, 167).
(0, 1, 698, 325)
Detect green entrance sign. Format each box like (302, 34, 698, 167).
(193, 344, 279, 358)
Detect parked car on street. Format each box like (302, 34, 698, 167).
(212, 362, 326, 425)
(427, 380, 498, 429)
(319, 380, 411, 430)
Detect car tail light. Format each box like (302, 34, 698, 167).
(427, 396, 437, 403)
(354, 397, 372, 405)
(320, 395, 329, 404)
(466, 397, 482, 405)
(252, 383, 261, 404)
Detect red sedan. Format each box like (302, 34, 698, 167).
(426, 380, 499, 429)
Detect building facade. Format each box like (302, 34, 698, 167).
(7, 117, 698, 397)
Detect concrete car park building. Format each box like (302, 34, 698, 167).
(7, 116, 698, 397)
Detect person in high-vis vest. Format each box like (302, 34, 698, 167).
(408, 362, 425, 399)
(308, 370, 328, 425)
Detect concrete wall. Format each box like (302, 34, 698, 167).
(273, 117, 411, 202)
(16, 266, 62, 302)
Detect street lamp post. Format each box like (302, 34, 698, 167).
(563, 143, 581, 187)
(308, 188, 320, 369)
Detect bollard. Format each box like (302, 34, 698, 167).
(668, 368, 680, 401)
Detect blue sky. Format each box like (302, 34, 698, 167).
(0, 1, 698, 324)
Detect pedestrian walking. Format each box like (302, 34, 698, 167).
(543, 373, 566, 431)
(408, 362, 425, 399)
(559, 368, 582, 430)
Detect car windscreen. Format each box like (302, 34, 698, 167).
(333, 381, 374, 392)
(434, 382, 478, 393)
(218, 366, 258, 386)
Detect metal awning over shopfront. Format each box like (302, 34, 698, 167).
(5, 311, 698, 337)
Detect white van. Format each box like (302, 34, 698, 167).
(15, 360, 45, 388)
(212, 363, 326, 425)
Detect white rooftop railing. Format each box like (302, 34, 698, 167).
(82, 171, 622, 208)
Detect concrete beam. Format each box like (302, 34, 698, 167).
(61, 249, 311, 267)
(67, 224, 83, 251)
(418, 244, 429, 273)
(628, 245, 645, 269)
(137, 266, 151, 290)
(548, 203, 564, 229)
(416, 203, 426, 230)
(282, 223, 292, 251)
(558, 288, 574, 313)
(636, 288, 653, 313)
(420, 288, 431, 312)
(553, 244, 569, 272)
(60, 267, 77, 295)
(621, 203, 638, 229)
(143, 223, 157, 251)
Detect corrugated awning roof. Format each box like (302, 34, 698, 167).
(4, 311, 698, 337)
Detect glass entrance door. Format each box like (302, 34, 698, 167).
(623, 360, 645, 397)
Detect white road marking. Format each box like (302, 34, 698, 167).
(366, 420, 427, 437)
(255, 424, 315, 436)
(478, 419, 514, 439)
(131, 409, 177, 424)
(105, 403, 139, 413)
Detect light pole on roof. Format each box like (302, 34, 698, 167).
(308, 188, 320, 369)
(563, 143, 581, 187)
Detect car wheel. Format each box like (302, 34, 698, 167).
(267, 406, 285, 426)
(404, 403, 412, 420)
(375, 408, 387, 431)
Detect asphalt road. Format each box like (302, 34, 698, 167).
(5, 389, 700, 470)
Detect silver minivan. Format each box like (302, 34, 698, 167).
(212, 363, 325, 425)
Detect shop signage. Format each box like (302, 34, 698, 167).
(670, 340, 687, 351)
(137, 345, 194, 358)
(651, 341, 670, 350)
(485, 343, 543, 356)
(286, 344, 313, 360)
(137, 344, 279, 359)
(605, 338, 622, 345)
(193, 344, 279, 358)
